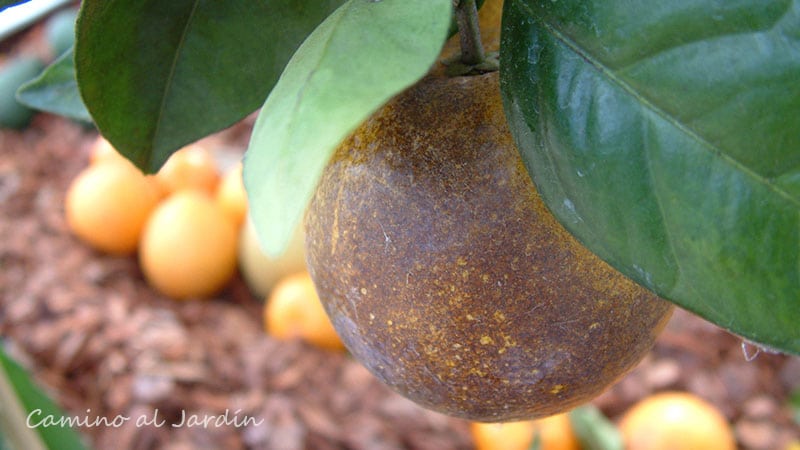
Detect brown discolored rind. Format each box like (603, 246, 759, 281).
(304, 72, 673, 422)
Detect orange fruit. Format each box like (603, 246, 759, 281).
(215, 161, 247, 227)
(89, 136, 124, 165)
(155, 144, 220, 195)
(139, 190, 238, 299)
(238, 215, 307, 299)
(65, 159, 161, 255)
(265, 272, 345, 351)
(88, 136, 165, 197)
(471, 421, 535, 450)
(471, 413, 579, 450)
(619, 391, 736, 450)
(531, 413, 581, 450)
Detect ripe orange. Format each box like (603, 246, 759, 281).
(471, 421, 534, 450)
(155, 144, 220, 195)
(238, 216, 307, 299)
(264, 272, 345, 351)
(215, 161, 247, 227)
(88, 136, 165, 197)
(619, 391, 736, 450)
(65, 159, 161, 255)
(89, 136, 124, 165)
(139, 190, 238, 300)
(471, 413, 579, 450)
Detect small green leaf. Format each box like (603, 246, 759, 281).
(244, 0, 452, 256)
(528, 431, 542, 450)
(17, 49, 92, 123)
(0, 346, 88, 450)
(75, 0, 345, 173)
(569, 405, 623, 450)
(790, 387, 800, 425)
(501, 0, 800, 355)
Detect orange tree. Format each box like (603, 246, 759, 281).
(9, 0, 800, 414)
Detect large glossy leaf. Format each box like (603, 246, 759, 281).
(75, 0, 345, 173)
(244, 0, 452, 256)
(500, 0, 800, 354)
(17, 49, 92, 123)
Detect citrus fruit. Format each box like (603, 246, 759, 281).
(304, 71, 673, 421)
(238, 215, 307, 299)
(265, 272, 345, 351)
(471, 413, 579, 450)
(155, 144, 220, 195)
(139, 190, 238, 299)
(618, 391, 736, 450)
(471, 421, 535, 450)
(65, 159, 161, 255)
(530, 413, 581, 450)
(215, 161, 247, 227)
(89, 136, 126, 166)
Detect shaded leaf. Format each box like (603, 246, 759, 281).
(501, 0, 800, 354)
(244, 0, 452, 256)
(0, 346, 88, 450)
(75, 0, 345, 172)
(0, 1, 26, 11)
(17, 49, 92, 123)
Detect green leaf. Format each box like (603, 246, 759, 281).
(500, 0, 800, 355)
(75, 0, 345, 173)
(0, 1, 25, 12)
(244, 0, 452, 256)
(44, 7, 78, 58)
(17, 49, 92, 123)
(569, 406, 624, 450)
(0, 346, 88, 450)
(528, 431, 542, 450)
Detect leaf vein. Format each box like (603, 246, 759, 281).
(529, 9, 800, 209)
(152, 0, 201, 161)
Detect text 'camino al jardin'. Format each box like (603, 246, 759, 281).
(27, 408, 264, 429)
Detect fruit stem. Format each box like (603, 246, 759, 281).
(454, 0, 485, 66)
(446, 0, 499, 76)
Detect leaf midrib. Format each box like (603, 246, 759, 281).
(513, 0, 800, 209)
(151, 0, 201, 166)
(282, 1, 350, 157)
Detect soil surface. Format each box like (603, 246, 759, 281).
(0, 22, 799, 450)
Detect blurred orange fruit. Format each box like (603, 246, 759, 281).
(88, 136, 165, 197)
(155, 144, 220, 195)
(619, 391, 736, 450)
(65, 159, 161, 255)
(238, 216, 307, 299)
(471, 413, 579, 450)
(89, 136, 124, 166)
(215, 161, 247, 227)
(471, 421, 535, 450)
(265, 272, 345, 351)
(139, 190, 238, 300)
